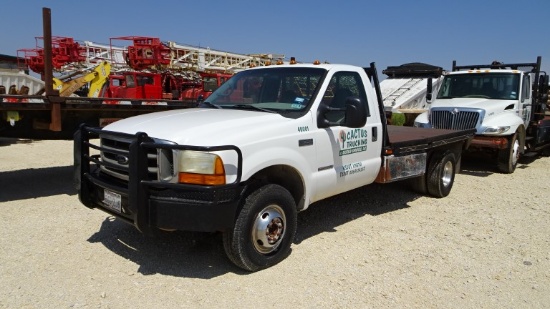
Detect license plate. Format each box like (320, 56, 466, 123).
(103, 189, 122, 213)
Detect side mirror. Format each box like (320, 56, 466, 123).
(317, 103, 331, 128)
(426, 78, 433, 103)
(344, 97, 367, 128)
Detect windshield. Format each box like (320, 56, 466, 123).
(204, 67, 326, 115)
(437, 73, 520, 100)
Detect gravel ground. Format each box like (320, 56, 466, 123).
(1, 138, 549, 308)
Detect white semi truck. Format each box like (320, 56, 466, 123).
(414, 57, 550, 173)
(75, 61, 474, 271)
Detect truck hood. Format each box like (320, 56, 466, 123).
(431, 98, 516, 115)
(104, 108, 289, 145)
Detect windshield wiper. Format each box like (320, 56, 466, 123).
(229, 104, 276, 113)
(199, 101, 222, 109)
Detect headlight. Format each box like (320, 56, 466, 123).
(413, 111, 431, 128)
(177, 150, 225, 185)
(413, 121, 432, 128)
(483, 126, 510, 134)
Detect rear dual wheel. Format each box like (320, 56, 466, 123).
(427, 151, 456, 198)
(409, 150, 457, 198)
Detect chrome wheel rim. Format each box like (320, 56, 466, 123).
(511, 139, 520, 166)
(252, 204, 286, 254)
(442, 160, 453, 187)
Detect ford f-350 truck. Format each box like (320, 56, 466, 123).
(75, 61, 474, 271)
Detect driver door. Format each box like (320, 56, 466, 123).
(520, 74, 532, 127)
(311, 71, 382, 202)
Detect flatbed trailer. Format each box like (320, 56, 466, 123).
(0, 95, 198, 139)
(0, 7, 199, 140)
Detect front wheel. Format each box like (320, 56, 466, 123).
(223, 184, 297, 271)
(427, 150, 457, 198)
(497, 133, 520, 174)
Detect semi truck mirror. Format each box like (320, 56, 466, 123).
(426, 78, 433, 102)
(539, 75, 549, 100)
(385, 110, 393, 125)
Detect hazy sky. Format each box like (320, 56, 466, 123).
(1, 0, 549, 75)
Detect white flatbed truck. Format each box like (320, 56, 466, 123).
(75, 61, 474, 271)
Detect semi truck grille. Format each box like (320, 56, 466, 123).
(99, 136, 174, 183)
(430, 109, 482, 130)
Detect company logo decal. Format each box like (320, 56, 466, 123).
(338, 129, 368, 156)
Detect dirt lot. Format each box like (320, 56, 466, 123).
(1, 138, 549, 308)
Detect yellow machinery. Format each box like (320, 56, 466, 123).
(52, 61, 111, 97)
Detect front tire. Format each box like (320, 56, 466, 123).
(497, 133, 519, 174)
(223, 184, 297, 271)
(427, 150, 457, 198)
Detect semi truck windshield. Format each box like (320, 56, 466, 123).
(437, 73, 520, 100)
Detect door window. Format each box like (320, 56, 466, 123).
(521, 75, 530, 102)
(320, 72, 368, 125)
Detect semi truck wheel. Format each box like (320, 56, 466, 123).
(427, 150, 456, 198)
(497, 133, 519, 174)
(223, 184, 297, 271)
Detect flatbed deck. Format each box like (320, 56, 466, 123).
(386, 125, 475, 155)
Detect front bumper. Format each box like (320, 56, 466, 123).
(469, 135, 509, 150)
(75, 125, 245, 234)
